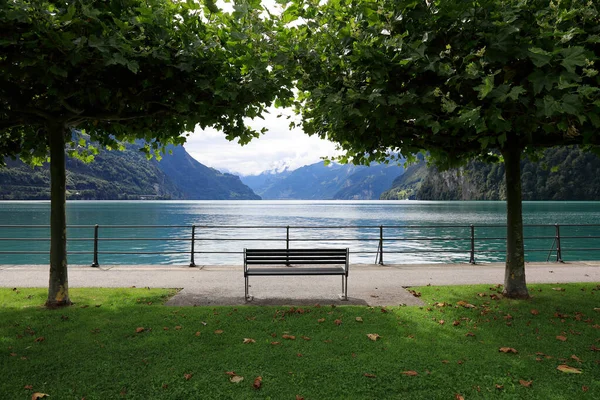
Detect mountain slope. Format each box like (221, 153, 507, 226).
(155, 145, 260, 200)
(241, 161, 404, 200)
(0, 144, 259, 200)
(380, 147, 600, 201)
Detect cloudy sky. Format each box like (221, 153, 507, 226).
(184, 107, 340, 176)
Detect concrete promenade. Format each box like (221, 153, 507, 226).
(1, 261, 599, 306)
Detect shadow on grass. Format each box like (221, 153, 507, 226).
(1, 284, 599, 399)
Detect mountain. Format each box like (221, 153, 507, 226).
(241, 161, 404, 200)
(154, 145, 260, 200)
(380, 147, 600, 201)
(0, 143, 259, 200)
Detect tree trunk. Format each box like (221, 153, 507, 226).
(501, 134, 529, 299)
(46, 123, 71, 308)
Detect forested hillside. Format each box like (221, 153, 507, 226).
(0, 143, 259, 200)
(381, 147, 600, 201)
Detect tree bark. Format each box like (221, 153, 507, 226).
(46, 123, 72, 307)
(501, 133, 529, 299)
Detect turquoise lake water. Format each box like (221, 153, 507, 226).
(0, 200, 598, 265)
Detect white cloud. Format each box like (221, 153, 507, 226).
(184, 107, 340, 176)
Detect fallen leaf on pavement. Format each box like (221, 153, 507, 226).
(230, 375, 244, 383)
(557, 365, 582, 374)
(367, 333, 380, 341)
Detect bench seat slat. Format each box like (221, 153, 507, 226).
(246, 260, 346, 265)
(246, 267, 345, 276)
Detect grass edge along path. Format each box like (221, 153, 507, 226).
(2, 284, 600, 399)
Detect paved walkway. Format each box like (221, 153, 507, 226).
(1, 261, 599, 306)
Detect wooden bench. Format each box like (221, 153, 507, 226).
(244, 248, 349, 301)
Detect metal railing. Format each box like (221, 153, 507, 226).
(0, 223, 599, 266)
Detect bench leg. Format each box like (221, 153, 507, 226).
(340, 275, 348, 301)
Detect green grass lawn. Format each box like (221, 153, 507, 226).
(2, 284, 599, 399)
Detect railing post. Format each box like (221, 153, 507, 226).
(91, 224, 99, 267)
(378, 225, 384, 265)
(189, 225, 196, 267)
(469, 224, 475, 264)
(555, 223, 563, 263)
(286, 225, 290, 266)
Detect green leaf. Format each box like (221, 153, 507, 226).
(528, 47, 552, 67)
(560, 47, 587, 73)
(474, 76, 494, 100)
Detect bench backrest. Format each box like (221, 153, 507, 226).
(245, 248, 348, 265)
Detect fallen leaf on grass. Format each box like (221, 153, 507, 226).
(243, 338, 256, 344)
(465, 332, 475, 337)
(441, 360, 449, 364)
(135, 327, 144, 333)
(519, 380, 533, 387)
(531, 309, 539, 315)
(439, 320, 445, 325)
(454, 395, 464, 400)
(301, 336, 311, 341)
(282, 335, 296, 340)
(175, 326, 182, 330)
(556, 336, 567, 342)
(571, 355, 582, 362)
(499, 347, 518, 354)
(367, 333, 380, 341)
(456, 301, 476, 308)
(253, 376, 262, 389)
(32, 393, 49, 400)
(225, 371, 236, 376)
(296, 395, 305, 400)
(34, 337, 45, 342)
(10, 352, 17, 357)
(402, 371, 418, 376)
(230, 376, 244, 383)
(195, 331, 201, 337)
(557, 365, 582, 374)
(201, 321, 207, 326)
(495, 384, 504, 390)
(364, 373, 376, 378)
(297, 353, 303, 357)
(583, 386, 589, 392)
(271, 341, 280, 345)
(355, 317, 363, 322)
(553, 287, 565, 291)
(317, 318, 325, 323)
(334, 319, 342, 326)
(183, 373, 193, 381)
(452, 320, 460, 326)
(380, 308, 388, 313)
(214, 330, 223, 334)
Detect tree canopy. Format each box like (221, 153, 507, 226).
(0, 0, 293, 306)
(283, 0, 600, 297)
